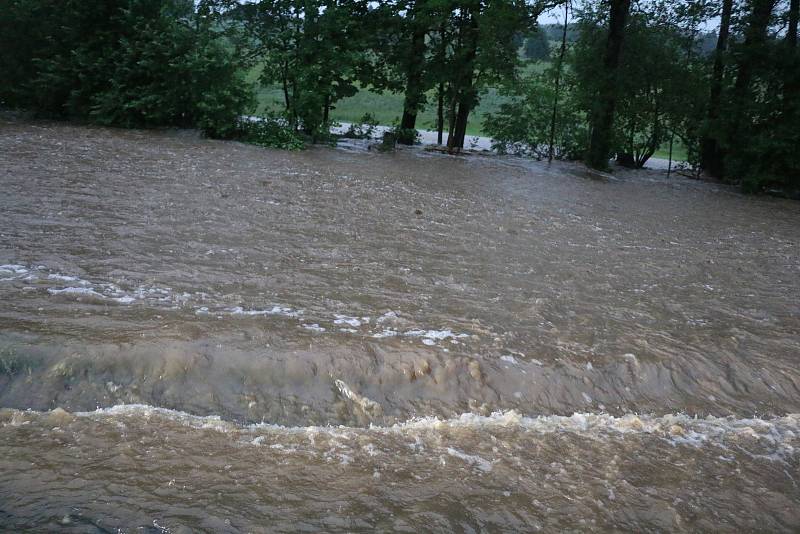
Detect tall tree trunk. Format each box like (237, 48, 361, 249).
(732, 0, 775, 98)
(450, 92, 475, 151)
(447, 92, 457, 143)
(639, 93, 660, 168)
(436, 82, 445, 144)
(699, 0, 733, 177)
(548, 1, 569, 163)
(281, 61, 291, 111)
(398, 7, 428, 144)
(290, 79, 299, 130)
(728, 0, 776, 164)
(784, 0, 799, 112)
(585, 0, 632, 171)
(446, 10, 478, 151)
(435, 20, 447, 145)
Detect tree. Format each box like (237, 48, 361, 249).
(699, 0, 733, 176)
(356, 0, 555, 150)
(0, 0, 251, 136)
(727, 0, 777, 153)
(785, 0, 799, 108)
(722, 0, 799, 193)
(483, 68, 587, 160)
(398, 1, 432, 143)
(443, 0, 556, 151)
(548, 1, 570, 162)
(350, 0, 433, 144)
(524, 28, 551, 60)
(585, 0, 632, 170)
(236, 0, 369, 138)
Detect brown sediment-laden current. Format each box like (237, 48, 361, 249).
(0, 118, 799, 531)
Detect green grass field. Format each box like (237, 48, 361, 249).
(248, 62, 510, 136)
(653, 141, 688, 162)
(249, 60, 553, 137)
(253, 83, 507, 137)
(250, 61, 686, 161)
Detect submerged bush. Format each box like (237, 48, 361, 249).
(235, 116, 306, 151)
(341, 113, 379, 140)
(376, 131, 398, 152)
(392, 126, 420, 146)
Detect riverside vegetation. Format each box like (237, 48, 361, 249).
(1, 0, 799, 193)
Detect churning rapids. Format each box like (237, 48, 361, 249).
(0, 118, 799, 531)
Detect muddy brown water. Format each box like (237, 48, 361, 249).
(1, 118, 799, 531)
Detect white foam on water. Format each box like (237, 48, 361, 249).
(0, 264, 31, 281)
(376, 311, 398, 324)
(372, 329, 399, 338)
(395, 411, 800, 454)
(47, 287, 105, 298)
(404, 329, 468, 341)
(0, 264, 28, 274)
(401, 329, 470, 347)
(47, 274, 84, 283)
(47, 404, 798, 461)
(228, 305, 301, 318)
(334, 315, 362, 327)
(3, 264, 189, 307)
(446, 447, 494, 472)
(74, 404, 236, 434)
(12, 405, 788, 468)
(5, 264, 482, 347)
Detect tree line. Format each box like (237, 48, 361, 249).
(1, 0, 797, 194)
(486, 0, 799, 195)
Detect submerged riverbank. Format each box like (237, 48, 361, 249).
(1, 118, 798, 531)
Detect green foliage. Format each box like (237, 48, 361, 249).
(705, 0, 800, 194)
(721, 75, 800, 195)
(0, 0, 252, 136)
(736, 121, 800, 196)
(540, 23, 580, 43)
(572, 1, 708, 168)
(355, 0, 548, 149)
(237, 0, 368, 136)
(483, 70, 587, 160)
(235, 115, 305, 150)
(392, 126, 420, 145)
(523, 30, 551, 61)
(342, 113, 379, 140)
(253, 82, 506, 137)
(377, 131, 398, 152)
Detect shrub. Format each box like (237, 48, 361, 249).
(483, 73, 587, 160)
(377, 131, 398, 152)
(392, 126, 420, 146)
(0, 0, 252, 137)
(235, 115, 306, 151)
(342, 113, 379, 140)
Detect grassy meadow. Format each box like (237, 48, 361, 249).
(249, 62, 687, 161)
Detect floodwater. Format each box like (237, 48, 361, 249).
(0, 118, 798, 531)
